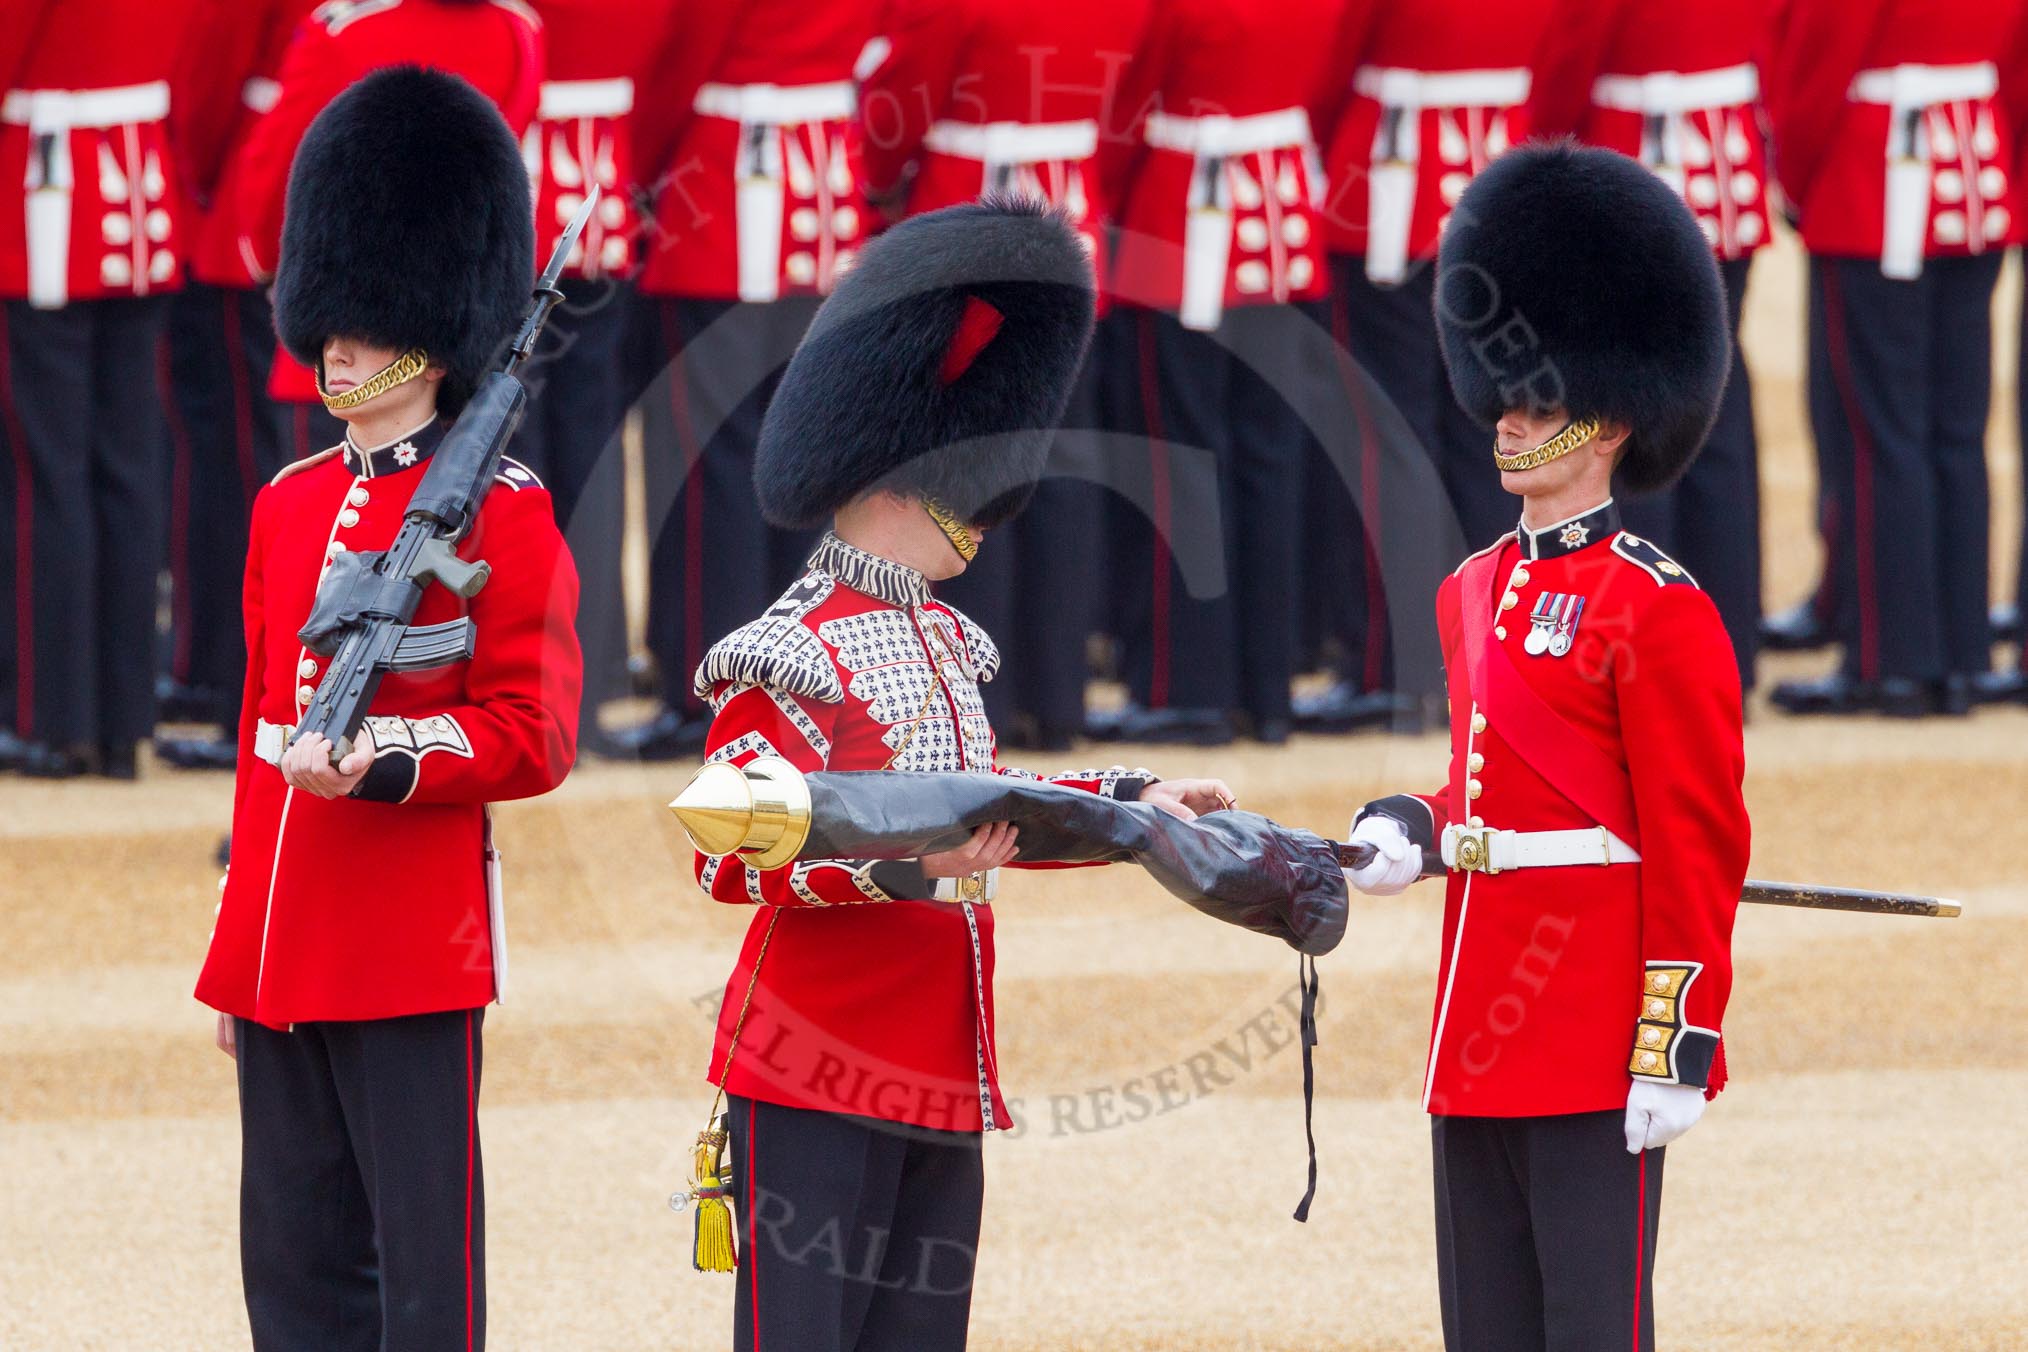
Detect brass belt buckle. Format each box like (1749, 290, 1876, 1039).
(1452, 826, 1498, 875)
(958, 872, 986, 902)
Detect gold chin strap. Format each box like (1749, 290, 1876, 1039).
(923, 498, 980, 563)
(318, 347, 430, 411)
(1493, 415, 1602, 473)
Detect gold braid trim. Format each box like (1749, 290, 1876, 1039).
(318, 347, 430, 411)
(923, 498, 980, 562)
(1493, 415, 1601, 473)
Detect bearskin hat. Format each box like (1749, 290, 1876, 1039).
(1433, 141, 1731, 494)
(754, 196, 1097, 530)
(272, 66, 533, 416)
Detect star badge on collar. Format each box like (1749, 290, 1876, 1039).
(393, 441, 419, 467)
(1558, 521, 1590, 548)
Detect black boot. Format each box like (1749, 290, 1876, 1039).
(155, 734, 238, 770)
(1758, 599, 1834, 653)
(1085, 703, 1234, 746)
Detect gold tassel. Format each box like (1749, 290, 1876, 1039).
(688, 1120, 737, 1274)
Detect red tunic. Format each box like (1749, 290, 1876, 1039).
(1313, 0, 1564, 279)
(196, 417, 583, 1027)
(694, 534, 1154, 1133)
(0, 0, 207, 305)
(524, 0, 672, 282)
(633, 0, 879, 300)
(1530, 0, 1775, 261)
(1361, 501, 1748, 1118)
(856, 0, 1153, 291)
(1102, 0, 1346, 326)
(1766, 0, 2025, 271)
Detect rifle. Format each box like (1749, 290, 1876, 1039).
(293, 188, 600, 764)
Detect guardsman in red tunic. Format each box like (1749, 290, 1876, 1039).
(1345, 145, 1747, 1350)
(0, 0, 203, 776)
(156, 0, 322, 771)
(228, 0, 543, 429)
(1530, 0, 1777, 696)
(693, 199, 1229, 1350)
(1765, 0, 2025, 717)
(854, 0, 1154, 750)
(1093, 0, 1346, 747)
(514, 0, 673, 757)
(193, 70, 580, 1350)
(620, 0, 881, 761)
(1297, 0, 1568, 738)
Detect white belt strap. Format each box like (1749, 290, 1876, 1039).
(539, 76, 634, 121)
(1354, 66, 1531, 111)
(693, 80, 856, 125)
(2, 80, 172, 129)
(1143, 106, 1312, 158)
(923, 118, 1098, 164)
(254, 719, 293, 767)
(1591, 64, 1758, 115)
(1440, 823, 1641, 874)
(1849, 62, 1997, 108)
(931, 868, 1000, 903)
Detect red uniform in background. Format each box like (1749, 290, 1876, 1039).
(187, 0, 317, 291)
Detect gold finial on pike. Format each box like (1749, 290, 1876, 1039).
(668, 757, 814, 870)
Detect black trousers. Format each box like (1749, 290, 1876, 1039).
(162, 282, 287, 723)
(1621, 256, 1760, 691)
(728, 1096, 983, 1352)
(639, 297, 820, 718)
(1433, 1111, 1665, 1352)
(235, 1009, 486, 1352)
(1807, 252, 2002, 682)
(1111, 303, 1304, 723)
(933, 347, 1106, 741)
(510, 278, 633, 715)
(2016, 250, 2028, 627)
(0, 296, 169, 748)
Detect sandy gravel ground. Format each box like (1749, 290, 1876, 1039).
(3, 233, 2025, 1350)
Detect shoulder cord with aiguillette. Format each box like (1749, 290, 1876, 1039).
(318, 347, 431, 411)
(678, 614, 966, 1273)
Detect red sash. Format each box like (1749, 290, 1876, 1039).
(1457, 541, 1642, 851)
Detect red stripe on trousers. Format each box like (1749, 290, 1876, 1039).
(0, 311, 33, 736)
(746, 1103, 761, 1351)
(1135, 313, 1172, 709)
(1819, 266, 1880, 679)
(160, 333, 194, 680)
(222, 295, 256, 496)
(465, 1010, 476, 1352)
(1327, 279, 1389, 692)
(663, 304, 705, 712)
(1632, 1149, 1648, 1350)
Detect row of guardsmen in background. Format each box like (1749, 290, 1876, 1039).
(3, 0, 2028, 779)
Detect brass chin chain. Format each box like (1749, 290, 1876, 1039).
(318, 347, 430, 411)
(922, 498, 980, 562)
(1493, 415, 1602, 473)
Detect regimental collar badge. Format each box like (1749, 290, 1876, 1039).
(342, 415, 445, 478)
(1519, 498, 1620, 560)
(393, 441, 419, 466)
(1524, 592, 1586, 658)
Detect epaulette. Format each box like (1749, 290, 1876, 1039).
(693, 573, 844, 704)
(1612, 532, 1699, 587)
(944, 604, 1002, 683)
(313, 0, 402, 36)
(494, 456, 544, 492)
(1451, 532, 1514, 578)
(269, 445, 343, 486)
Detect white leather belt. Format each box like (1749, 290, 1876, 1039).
(241, 77, 280, 116)
(923, 118, 1097, 164)
(1143, 106, 1311, 157)
(2, 80, 171, 128)
(1849, 62, 1997, 107)
(693, 80, 855, 125)
(1591, 64, 1758, 115)
(254, 719, 293, 768)
(1440, 823, 1640, 875)
(539, 76, 634, 121)
(1354, 66, 1531, 110)
(931, 868, 1000, 903)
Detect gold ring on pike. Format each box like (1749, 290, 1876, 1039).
(1493, 415, 1601, 473)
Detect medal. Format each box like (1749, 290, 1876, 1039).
(1525, 594, 1585, 657)
(1548, 595, 1585, 657)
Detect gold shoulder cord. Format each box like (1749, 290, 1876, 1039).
(318, 347, 430, 411)
(1492, 415, 1601, 473)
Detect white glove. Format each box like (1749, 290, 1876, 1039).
(1344, 814, 1424, 896)
(1623, 1080, 1707, 1153)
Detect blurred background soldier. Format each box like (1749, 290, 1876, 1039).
(155, 0, 318, 772)
(1094, 0, 1345, 748)
(622, 0, 879, 760)
(1298, 0, 1562, 735)
(1765, 0, 2024, 717)
(515, 0, 673, 758)
(1991, 16, 2028, 703)
(856, 0, 1153, 750)
(0, 0, 200, 777)
(1533, 0, 1776, 696)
